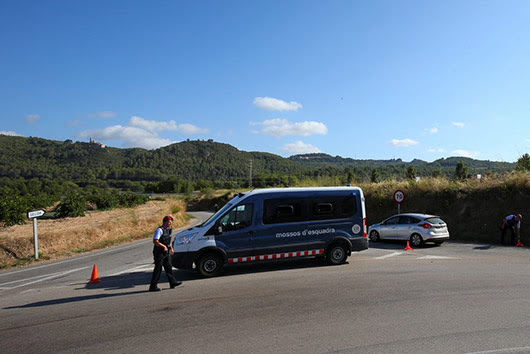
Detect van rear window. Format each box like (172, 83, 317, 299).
(263, 196, 357, 224)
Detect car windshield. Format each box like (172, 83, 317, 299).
(425, 217, 445, 224)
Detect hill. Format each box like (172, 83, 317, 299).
(0, 135, 516, 192)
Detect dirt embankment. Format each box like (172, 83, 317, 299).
(364, 180, 530, 244)
(0, 197, 188, 269)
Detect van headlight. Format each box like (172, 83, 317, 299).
(177, 233, 198, 245)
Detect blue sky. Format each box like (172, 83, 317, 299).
(1, 0, 530, 162)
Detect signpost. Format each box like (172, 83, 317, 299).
(27, 209, 45, 260)
(393, 190, 405, 214)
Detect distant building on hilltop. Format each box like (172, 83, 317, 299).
(89, 138, 106, 148)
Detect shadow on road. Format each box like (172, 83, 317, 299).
(4, 258, 335, 309)
(3, 290, 147, 309)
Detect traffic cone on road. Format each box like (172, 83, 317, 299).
(404, 241, 414, 251)
(88, 264, 101, 284)
(515, 236, 525, 247)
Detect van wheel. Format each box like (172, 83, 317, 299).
(197, 253, 223, 277)
(326, 244, 348, 265)
(369, 230, 380, 242)
(410, 234, 424, 247)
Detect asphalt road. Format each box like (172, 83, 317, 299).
(1, 213, 530, 354)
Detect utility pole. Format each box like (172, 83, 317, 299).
(249, 160, 253, 188)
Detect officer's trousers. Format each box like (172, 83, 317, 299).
(500, 225, 516, 245)
(150, 247, 177, 289)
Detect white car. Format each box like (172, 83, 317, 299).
(368, 213, 450, 247)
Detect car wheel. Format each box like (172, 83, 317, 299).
(198, 253, 223, 277)
(326, 243, 348, 265)
(369, 230, 380, 242)
(410, 234, 424, 247)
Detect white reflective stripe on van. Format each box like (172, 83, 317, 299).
(228, 249, 324, 263)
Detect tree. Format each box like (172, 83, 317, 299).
(515, 153, 530, 172)
(406, 166, 417, 180)
(370, 169, 380, 183)
(455, 160, 469, 180)
(56, 193, 86, 218)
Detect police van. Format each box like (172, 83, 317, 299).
(172, 187, 368, 277)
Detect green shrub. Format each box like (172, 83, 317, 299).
(0, 194, 29, 226)
(56, 193, 86, 218)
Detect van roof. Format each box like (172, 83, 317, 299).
(242, 186, 363, 197)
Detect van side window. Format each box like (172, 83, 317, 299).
(311, 196, 356, 220)
(263, 199, 304, 224)
(263, 195, 357, 224)
(219, 203, 253, 232)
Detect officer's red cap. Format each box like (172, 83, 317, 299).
(163, 216, 173, 223)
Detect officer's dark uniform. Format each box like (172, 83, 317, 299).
(149, 225, 180, 291)
(501, 215, 519, 245)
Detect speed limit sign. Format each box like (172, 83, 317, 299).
(393, 190, 405, 204)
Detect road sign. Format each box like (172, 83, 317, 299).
(27, 210, 45, 219)
(393, 190, 405, 204)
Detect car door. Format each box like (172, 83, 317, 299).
(214, 203, 255, 259)
(398, 216, 420, 240)
(379, 216, 400, 239)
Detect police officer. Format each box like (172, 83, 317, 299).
(500, 214, 522, 246)
(149, 215, 182, 292)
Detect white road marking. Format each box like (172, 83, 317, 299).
(109, 263, 153, 276)
(374, 252, 403, 259)
(464, 346, 530, 354)
(0, 266, 89, 290)
(417, 255, 458, 260)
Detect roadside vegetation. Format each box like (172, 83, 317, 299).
(0, 197, 188, 269)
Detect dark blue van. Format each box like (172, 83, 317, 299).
(172, 187, 368, 277)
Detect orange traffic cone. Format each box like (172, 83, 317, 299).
(88, 264, 101, 284)
(515, 236, 525, 247)
(404, 241, 414, 251)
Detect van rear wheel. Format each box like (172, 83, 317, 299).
(197, 253, 223, 277)
(326, 244, 348, 265)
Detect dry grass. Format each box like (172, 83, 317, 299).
(0, 196, 188, 269)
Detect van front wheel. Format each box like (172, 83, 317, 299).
(197, 253, 223, 277)
(326, 244, 348, 265)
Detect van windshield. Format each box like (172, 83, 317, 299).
(199, 198, 239, 228)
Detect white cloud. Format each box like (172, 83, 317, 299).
(76, 116, 208, 149)
(452, 122, 465, 128)
(427, 148, 446, 153)
(129, 116, 208, 134)
(177, 123, 209, 134)
(253, 97, 302, 111)
(428, 127, 438, 134)
(88, 111, 117, 119)
(452, 149, 479, 158)
(77, 125, 174, 149)
(129, 116, 178, 132)
(0, 130, 22, 136)
(25, 114, 40, 123)
(389, 138, 419, 147)
(251, 119, 327, 137)
(280, 141, 321, 155)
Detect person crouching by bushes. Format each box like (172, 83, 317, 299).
(500, 214, 522, 246)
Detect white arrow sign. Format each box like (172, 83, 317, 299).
(27, 210, 45, 219)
